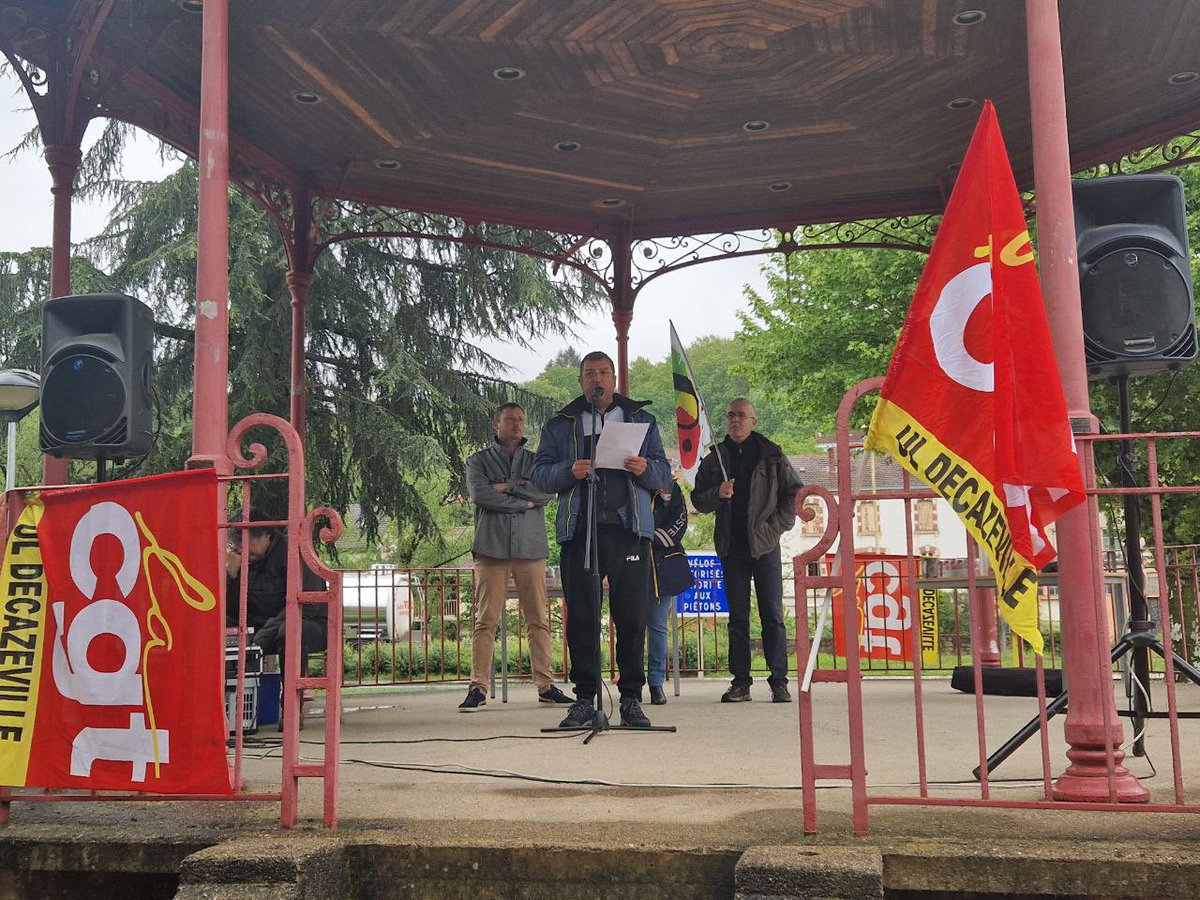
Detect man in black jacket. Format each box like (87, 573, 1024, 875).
(692, 398, 802, 703)
(226, 508, 327, 678)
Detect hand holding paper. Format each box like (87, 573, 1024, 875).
(594, 422, 649, 469)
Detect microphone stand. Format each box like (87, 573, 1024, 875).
(543, 389, 676, 744)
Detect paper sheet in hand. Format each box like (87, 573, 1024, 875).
(594, 422, 649, 469)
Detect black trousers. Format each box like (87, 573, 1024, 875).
(723, 547, 789, 688)
(255, 614, 327, 678)
(561, 525, 650, 703)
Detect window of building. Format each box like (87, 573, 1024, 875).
(857, 500, 880, 535)
(802, 498, 826, 535)
(915, 499, 938, 533)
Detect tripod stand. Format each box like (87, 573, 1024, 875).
(542, 393, 676, 744)
(975, 373, 1200, 780)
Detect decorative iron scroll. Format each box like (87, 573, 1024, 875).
(313, 201, 615, 289)
(631, 217, 936, 293)
(1078, 132, 1200, 179)
(233, 168, 303, 264)
(794, 484, 840, 569)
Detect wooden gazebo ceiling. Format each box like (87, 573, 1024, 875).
(8, 0, 1200, 238)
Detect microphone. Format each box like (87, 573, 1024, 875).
(590, 386, 604, 402)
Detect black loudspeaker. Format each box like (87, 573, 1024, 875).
(40, 293, 155, 459)
(1073, 174, 1196, 378)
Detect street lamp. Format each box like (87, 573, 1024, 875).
(0, 369, 41, 492)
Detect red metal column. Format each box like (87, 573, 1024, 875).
(189, 0, 232, 474)
(974, 550, 1002, 668)
(610, 228, 634, 394)
(41, 145, 81, 485)
(1025, 0, 1147, 801)
(285, 186, 314, 443)
(286, 272, 312, 441)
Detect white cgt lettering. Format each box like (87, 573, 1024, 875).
(50, 500, 166, 780)
(930, 262, 994, 393)
(69, 501, 141, 599)
(70, 713, 166, 782)
(51, 600, 143, 706)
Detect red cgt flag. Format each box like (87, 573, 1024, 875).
(0, 469, 230, 794)
(865, 101, 1085, 653)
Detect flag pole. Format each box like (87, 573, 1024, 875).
(670, 321, 729, 482)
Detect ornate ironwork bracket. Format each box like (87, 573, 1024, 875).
(307, 201, 615, 290)
(630, 217, 936, 296)
(795, 484, 841, 570)
(1078, 132, 1200, 178)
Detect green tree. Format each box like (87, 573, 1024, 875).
(737, 245, 927, 437)
(2, 118, 601, 556)
(544, 346, 581, 370)
(522, 363, 578, 413)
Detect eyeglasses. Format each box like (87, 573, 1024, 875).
(726, 411, 754, 421)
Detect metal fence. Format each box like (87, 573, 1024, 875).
(796, 377, 1200, 834)
(338, 564, 767, 688)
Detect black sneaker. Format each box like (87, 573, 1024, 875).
(538, 685, 573, 705)
(771, 683, 792, 703)
(619, 699, 652, 728)
(649, 685, 667, 706)
(558, 700, 595, 728)
(721, 683, 752, 703)
(457, 688, 487, 712)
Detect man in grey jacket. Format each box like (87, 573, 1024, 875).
(459, 403, 572, 711)
(692, 397, 803, 704)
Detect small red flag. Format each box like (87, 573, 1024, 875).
(865, 101, 1085, 653)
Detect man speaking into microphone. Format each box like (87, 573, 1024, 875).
(533, 350, 670, 729)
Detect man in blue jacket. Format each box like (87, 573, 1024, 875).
(532, 350, 671, 729)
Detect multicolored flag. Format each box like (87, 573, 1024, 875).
(0, 469, 230, 793)
(864, 101, 1085, 653)
(670, 321, 723, 486)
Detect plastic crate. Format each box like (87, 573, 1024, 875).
(225, 674, 259, 735)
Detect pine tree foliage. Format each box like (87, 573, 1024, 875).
(1, 135, 601, 554)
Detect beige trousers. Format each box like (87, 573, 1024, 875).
(470, 555, 552, 694)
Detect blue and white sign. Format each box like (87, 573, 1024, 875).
(678, 552, 728, 617)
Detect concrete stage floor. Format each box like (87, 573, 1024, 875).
(7, 678, 1200, 897)
(296, 676, 1200, 838)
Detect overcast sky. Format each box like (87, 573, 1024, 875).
(1, 89, 768, 382)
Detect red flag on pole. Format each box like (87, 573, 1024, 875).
(865, 101, 1085, 653)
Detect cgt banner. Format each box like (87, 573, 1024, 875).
(0, 469, 230, 794)
(832, 554, 939, 666)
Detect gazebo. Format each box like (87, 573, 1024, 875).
(3, 0, 1200, 827)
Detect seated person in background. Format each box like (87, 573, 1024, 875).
(226, 507, 328, 679)
(647, 479, 694, 705)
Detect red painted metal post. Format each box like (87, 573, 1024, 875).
(836, 378, 878, 835)
(610, 227, 634, 395)
(41, 145, 81, 486)
(1025, 0, 1147, 801)
(286, 271, 312, 440)
(190, 0, 232, 474)
(973, 547, 1002, 668)
(285, 186, 314, 444)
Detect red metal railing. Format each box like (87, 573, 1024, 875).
(797, 378, 1200, 834)
(0, 414, 343, 829)
(338, 568, 768, 688)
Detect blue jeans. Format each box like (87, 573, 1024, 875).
(646, 594, 673, 688)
